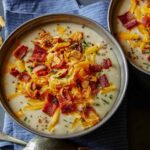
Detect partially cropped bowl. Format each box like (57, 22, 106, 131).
(0, 13, 128, 138)
(108, 0, 150, 91)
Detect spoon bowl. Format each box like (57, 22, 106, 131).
(23, 136, 76, 150)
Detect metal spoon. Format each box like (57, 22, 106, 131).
(0, 132, 91, 150)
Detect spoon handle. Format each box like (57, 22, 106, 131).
(0, 132, 27, 146)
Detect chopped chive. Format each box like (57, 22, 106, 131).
(104, 94, 107, 97)
(143, 50, 150, 54)
(94, 103, 100, 106)
(24, 117, 27, 122)
(96, 96, 99, 99)
(27, 66, 33, 72)
(143, 63, 150, 67)
(82, 40, 89, 49)
(96, 51, 101, 55)
(64, 119, 68, 122)
(101, 98, 109, 105)
(109, 95, 113, 99)
(81, 24, 85, 28)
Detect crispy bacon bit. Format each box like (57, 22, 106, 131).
(76, 79, 82, 88)
(30, 45, 47, 62)
(89, 64, 102, 73)
(102, 58, 112, 69)
(147, 55, 150, 62)
(99, 74, 110, 88)
(89, 81, 99, 95)
(10, 68, 20, 77)
(43, 40, 52, 48)
(118, 11, 138, 29)
(10, 68, 31, 82)
(57, 89, 75, 114)
(77, 42, 83, 52)
(13, 45, 28, 59)
(33, 65, 49, 76)
(31, 82, 41, 91)
(34, 90, 41, 99)
(18, 72, 31, 82)
(70, 42, 83, 52)
(77, 43, 83, 53)
(142, 15, 150, 28)
(67, 38, 73, 44)
(42, 93, 59, 116)
(26, 89, 42, 100)
(52, 37, 63, 44)
(81, 106, 96, 119)
(61, 105, 76, 114)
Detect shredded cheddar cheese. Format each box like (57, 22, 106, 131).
(0, 16, 5, 27)
(48, 108, 60, 132)
(7, 26, 117, 133)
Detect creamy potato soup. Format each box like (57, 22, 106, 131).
(113, 0, 150, 72)
(3, 23, 120, 135)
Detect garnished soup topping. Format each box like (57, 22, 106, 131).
(4, 23, 120, 134)
(114, 0, 150, 72)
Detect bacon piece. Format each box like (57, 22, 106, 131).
(13, 45, 28, 59)
(99, 74, 110, 88)
(26, 89, 42, 100)
(142, 15, 150, 28)
(43, 40, 52, 48)
(30, 45, 47, 62)
(34, 90, 41, 99)
(118, 11, 138, 29)
(10, 68, 31, 82)
(102, 58, 112, 69)
(31, 82, 41, 91)
(147, 55, 150, 62)
(52, 37, 63, 44)
(89, 81, 99, 95)
(76, 42, 83, 52)
(57, 89, 75, 114)
(42, 102, 58, 116)
(33, 64, 49, 76)
(82, 106, 96, 118)
(10, 68, 20, 77)
(42, 93, 59, 116)
(70, 42, 83, 52)
(76, 79, 82, 88)
(89, 64, 102, 73)
(18, 72, 31, 82)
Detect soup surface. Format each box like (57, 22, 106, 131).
(3, 22, 120, 135)
(113, 0, 150, 72)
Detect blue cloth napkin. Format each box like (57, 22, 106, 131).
(1, 0, 128, 150)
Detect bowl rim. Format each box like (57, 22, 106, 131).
(107, 0, 150, 76)
(0, 13, 128, 139)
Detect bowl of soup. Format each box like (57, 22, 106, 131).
(0, 14, 128, 138)
(108, 0, 150, 90)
